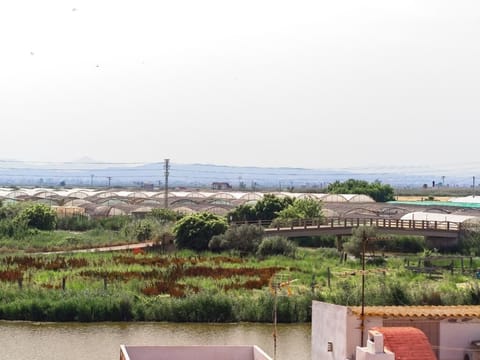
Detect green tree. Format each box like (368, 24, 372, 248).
(253, 194, 293, 220)
(326, 179, 394, 202)
(276, 198, 323, 220)
(228, 194, 293, 222)
(227, 204, 257, 222)
(15, 203, 56, 230)
(173, 213, 228, 251)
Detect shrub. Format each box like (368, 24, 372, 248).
(56, 215, 95, 231)
(291, 236, 336, 248)
(208, 224, 264, 254)
(343, 226, 377, 258)
(98, 216, 130, 231)
(134, 221, 153, 241)
(149, 208, 183, 222)
(257, 236, 297, 257)
(174, 213, 228, 251)
(15, 204, 56, 231)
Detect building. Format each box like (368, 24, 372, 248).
(120, 345, 272, 360)
(211, 182, 232, 190)
(312, 301, 480, 360)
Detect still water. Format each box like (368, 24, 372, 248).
(0, 321, 311, 360)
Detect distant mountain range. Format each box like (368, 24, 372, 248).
(0, 160, 476, 189)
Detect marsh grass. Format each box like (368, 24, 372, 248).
(0, 248, 478, 322)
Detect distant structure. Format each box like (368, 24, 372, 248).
(211, 182, 232, 190)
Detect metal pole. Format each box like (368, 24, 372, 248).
(360, 233, 367, 347)
(473, 176, 476, 198)
(164, 159, 170, 209)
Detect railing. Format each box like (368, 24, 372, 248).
(232, 217, 461, 233)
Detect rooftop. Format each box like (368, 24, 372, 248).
(120, 345, 272, 360)
(349, 305, 480, 318)
(372, 327, 437, 360)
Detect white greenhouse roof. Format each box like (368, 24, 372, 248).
(401, 212, 478, 223)
(449, 196, 480, 204)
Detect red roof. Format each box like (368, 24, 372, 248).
(372, 327, 437, 360)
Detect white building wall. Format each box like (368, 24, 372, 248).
(439, 321, 480, 360)
(312, 301, 349, 360)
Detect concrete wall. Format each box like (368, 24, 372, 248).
(121, 345, 272, 360)
(439, 320, 480, 360)
(312, 301, 357, 360)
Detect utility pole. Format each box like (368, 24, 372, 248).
(360, 231, 367, 347)
(473, 176, 476, 198)
(107, 176, 112, 188)
(90, 174, 94, 187)
(164, 159, 170, 208)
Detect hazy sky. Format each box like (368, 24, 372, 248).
(1, 1, 479, 169)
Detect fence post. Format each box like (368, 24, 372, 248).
(327, 267, 331, 289)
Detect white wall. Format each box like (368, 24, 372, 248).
(312, 301, 350, 360)
(121, 345, 272, 360)
(439, 321, 480, 360)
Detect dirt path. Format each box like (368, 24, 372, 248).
(38, 241, 154, 255)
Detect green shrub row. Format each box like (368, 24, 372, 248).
(0, 290, 316, 323)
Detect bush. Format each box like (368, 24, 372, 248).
(98, 216, 130, 231)
(257, 236, 297, 257)
(343, 226, 377, 257)
(174, 213, 228, 251)
(149, 208, 183, 222)
(208, 224, 264, 254)
(15, 204, 56, 231)
(56, 215, 95, 231)
(375, 235, 425, 253)
(291, 236, 336, 248)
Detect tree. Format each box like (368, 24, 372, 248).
(253, 194, 293, 220)
(227, 204, 257, 222)
(343, 226, 377, 257)
(326, 179, 394, 202)
(173, 213, 228, 251)
(16, 203, 56, 230)
(228, 194, 294, 222)
(276, 198, 323, 220)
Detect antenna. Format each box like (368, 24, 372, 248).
(269, 273, 297, 360)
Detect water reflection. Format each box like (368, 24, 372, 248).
(0, 321, 311, 360)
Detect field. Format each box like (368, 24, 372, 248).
(1, 245, 480, 323)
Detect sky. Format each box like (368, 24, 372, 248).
(1, 0, 480, 170)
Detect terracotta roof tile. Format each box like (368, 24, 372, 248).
(372, 327, 437, 360)
(349, 305, 480, 318)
